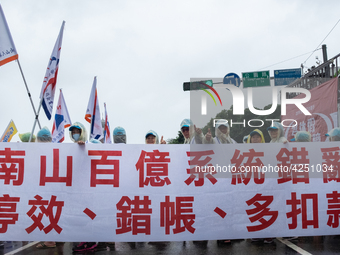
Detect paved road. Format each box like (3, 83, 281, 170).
(1, 236, 340, 255)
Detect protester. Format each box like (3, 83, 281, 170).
(203, 119, 236, 144)
(69, 123, 97, 252)
(180, 119, 203, 144)
(35, 127, 56, 249)
(113, 126, 126, 144)
(267, 122, 288, 143)
(36, 126, 52, 143)
(145, 130, 166, 144)
(290, 131, 311, 142)
(286, 130, 311, 242)
(72, 136, 113, 252)
(18, 132, 36, 142)
(248, 128, 272, 243)
(247, 129, 265, 143)
(203, 119, 236, 244)
(326, 128, 340, 141)
(69, 122, 87, 145)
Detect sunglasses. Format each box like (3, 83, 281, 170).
(181, 127, 189, 132)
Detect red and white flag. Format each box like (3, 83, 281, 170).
(40, 21, 65, 120)
(85, 77, 103, 140)
(51, 90, 72, 143)
(0, 4, 18, 66)
(103, 103, 112, 143)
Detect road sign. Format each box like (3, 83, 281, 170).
(242, 71, 270, 88)
(274, 68, 301, 86)
(223, 73, 241, 87)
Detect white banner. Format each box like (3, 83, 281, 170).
(1, 142, 340, 241)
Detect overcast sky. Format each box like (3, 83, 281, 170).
(0, 0, 339, 144)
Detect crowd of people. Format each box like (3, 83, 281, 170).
(13, 119, 340, 252)
(20, 118, 340, 146)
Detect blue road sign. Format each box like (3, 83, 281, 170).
(274, 68, 301, 86)
(223, 73, 241, 87)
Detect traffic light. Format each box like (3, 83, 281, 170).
(183, 80, 213, 91)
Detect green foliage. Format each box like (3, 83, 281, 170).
(168, 131, 185, 144)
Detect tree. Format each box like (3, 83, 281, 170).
(168, 131, 184, 144)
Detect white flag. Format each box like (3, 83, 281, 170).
(40, 21, 65, 120)
(51, 90, 72, 143)
(85, 77, 104, 140)
(0, 4, 18, 66)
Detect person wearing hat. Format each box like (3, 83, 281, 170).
(204, 119, 236, 144)
(19, 132, 36, 142)
(267, 122, 288, 143)
(180, 119, 203, 144)
(326, 127, 340, 141)
(290, 131, 311, 142)
(248, 128, 273, 244)
(145, 130, 166, 144)
(69, 122, 87, 145)
(247, 129, 265, 143)
(36, 127, 52, 143)
(35, 126, 56, 249)
(243, 135, 249, 143)
(113, 126, 127, 144)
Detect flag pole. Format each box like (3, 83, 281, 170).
(16, 59, 41, 130)
(28, 96, 43, 142)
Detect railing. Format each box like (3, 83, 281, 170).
(285, 53, 340, 99)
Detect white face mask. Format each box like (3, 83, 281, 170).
(73, 134, 80, 141)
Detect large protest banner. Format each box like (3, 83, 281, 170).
(284, 77, 338, 142)
(1, 142, 339, 241)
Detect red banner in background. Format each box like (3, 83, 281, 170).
(283, 77, 338, 142)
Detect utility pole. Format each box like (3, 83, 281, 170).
(322, 44, 330, 78)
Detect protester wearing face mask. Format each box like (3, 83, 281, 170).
(69, 122, 87, 145)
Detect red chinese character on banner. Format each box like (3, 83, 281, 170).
(0, 194, 20, 233)
(276, 147, 309, 184)
(136, 150, 171, 187)
(25, 195, 64, 234)
(0, 148, 25, 186)
(160, 196, 195, 234)
(326, 191, 340, 228)
(40, 149, 72, 186)
(246, 193, 278, 232)
(88, 150, 122, 187)
(185, 150, 217, 186)
(116, 196, 152, 235)
(286, 192, 318, 229)
(321, 147, 340, 183)
(230, 149, 265, 185)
